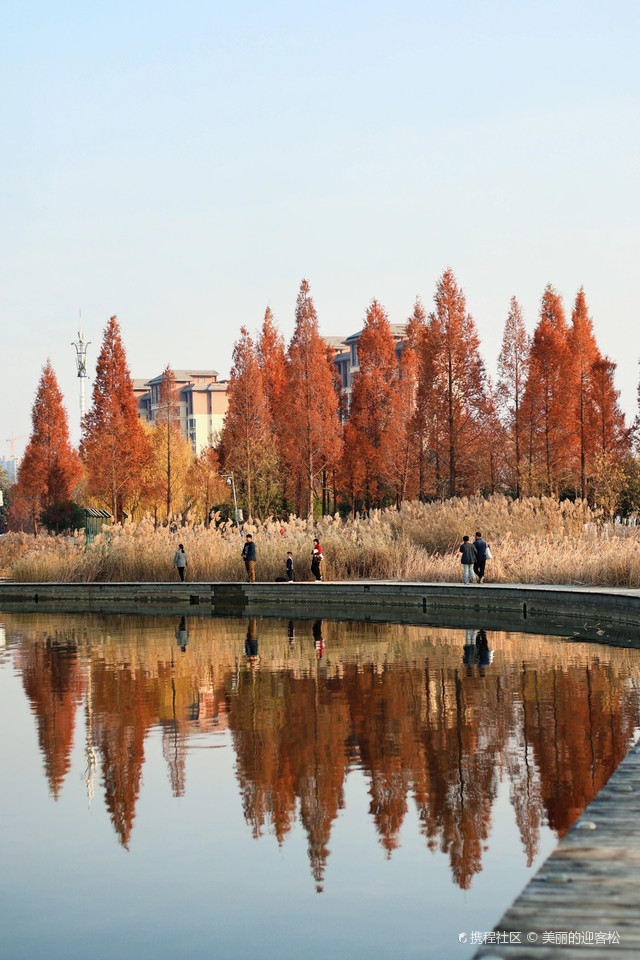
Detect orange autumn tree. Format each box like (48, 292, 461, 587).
(497, 297, 530, 497)
(522, 286, 574, 495)
(10, 361, 83, 532)
(405, 298, 430, 500)
(81, 316, 149, 520)
(587, 356, 631, 515)
(381, 329, 419, 506)
(257, 307, 287, 430)
(342, 300, 400, 510)
(282, 280, 340, 517)
(220, 326, 274, 519)
(414, 269, 490, 498)
(257, 306, 288, 512)
(587, 357, 629, 458)
(568, 288, 602, 499)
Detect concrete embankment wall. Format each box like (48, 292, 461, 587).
(2, 579, 640, 646)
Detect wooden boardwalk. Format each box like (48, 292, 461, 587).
(473, 739, 640, 959)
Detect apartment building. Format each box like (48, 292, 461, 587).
(131, 323, 407, 449)
(134, 370, 229, 455)
(326, 323, 408, 415)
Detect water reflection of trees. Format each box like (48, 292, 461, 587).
(8, 613, 640, 888)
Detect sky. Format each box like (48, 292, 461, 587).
(2, 0, 639, 460)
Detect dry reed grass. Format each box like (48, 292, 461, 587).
(2, 495, 640, 587)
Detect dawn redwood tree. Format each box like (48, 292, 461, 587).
(10, 361, 82, 532)
(522, 286, 574, 495)
(220, 327, 273, 519)
(283, 280, 340, 518)
(406, 298, 429, 499)
(343, 300, 399, 509)
(256, 307, 288, 509)
(81, 316, 149, 521)
(257, 307, 287, 429)
(381, 331, 419, 506)
(568, 288, 601, 498)
(587, 357, 630, 461)
(497, 297, 530, 497)
(415, 269, 490, 498)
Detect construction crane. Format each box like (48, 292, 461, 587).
(6, 433, 27, 457)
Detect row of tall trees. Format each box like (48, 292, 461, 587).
(9, 317, 225, 531)
(221, 272, 634, 517)
(220, 282, 341, 518)
(7, 271, 637, 530)
(497, 285, 630, 506)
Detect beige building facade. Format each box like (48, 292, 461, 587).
(134, 371, 229, 455)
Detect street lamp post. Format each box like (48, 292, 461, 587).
(222, 472, 242, 532)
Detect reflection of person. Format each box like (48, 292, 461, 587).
(175, 616, 189, 653)
(476, 629, 493, 676)
(463, 628, 493, 676)
(463, 628, 478, 673)
(173, 543, 188, 581)
(473, 532, 488, 583)
(242, 534, 256, 582)
(286, 552, 294, 581)
(311, 539, 323, 581)
(288, 619, 295, 644)
(459, 536, 477, 584)
(312, 619, 325, 658)
(245, 618, 258, 663)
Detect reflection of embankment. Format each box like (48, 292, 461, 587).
(6, 611, 640, 888)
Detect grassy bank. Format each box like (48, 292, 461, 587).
(1, 495, 639, 587)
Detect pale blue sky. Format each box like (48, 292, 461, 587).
(2, 0, 639, 454)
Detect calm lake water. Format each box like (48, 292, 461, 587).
(1, 611, 639, 960)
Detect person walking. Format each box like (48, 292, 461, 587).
(242, 533, 256, 582)
(459, 535, 477, 584)
(311, 538, 323, 581)
(173, 543, 188, 581)
(473, 531, 488, 583)
(285, 551, 294, 581)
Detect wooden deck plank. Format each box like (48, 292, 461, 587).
(472, 741, 640, 958)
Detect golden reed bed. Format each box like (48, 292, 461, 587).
(1, 496, 638, 587)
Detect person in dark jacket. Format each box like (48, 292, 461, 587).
(459, 536, 477, 584)
(285, 552, 294, 581)
(242, 534, 256, 582)
(473, 532, 488, 582)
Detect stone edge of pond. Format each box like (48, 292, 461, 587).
(2, 579, 640, 647)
